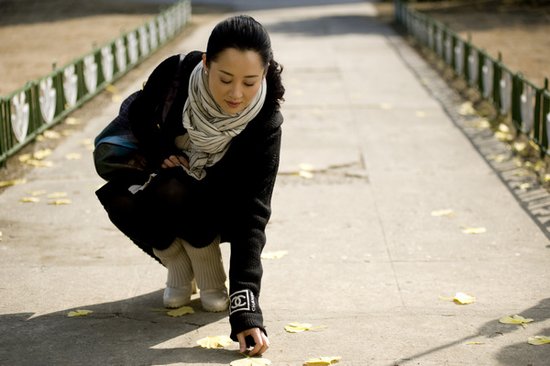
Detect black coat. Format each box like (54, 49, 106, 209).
(128, 51, 283, 340)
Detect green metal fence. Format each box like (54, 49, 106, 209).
(0, 0, 192, 165)
(394, 0, 549, 155)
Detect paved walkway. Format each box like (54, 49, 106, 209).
(1, 1, 549, 365)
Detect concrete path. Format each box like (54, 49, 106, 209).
(1, 1, 549, 365)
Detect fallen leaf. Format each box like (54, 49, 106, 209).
(47, 192, 68, 198)
(67, 309, 93, 317)
(518, 183, 532, 191)
(458, 102, 475, 116)
(495, 131, 514, 142)
(106, 84, 119, 94)
(261, 250, 288, 260)
(20, 197, 40, 203)
(528, 336, 550, 345)
(469, 118, 491, 129)
(461, 227, 486, 235)
(61, 129, 74, 137)
(284, 322, 327, 333)
(25, 159, 54, 168)
(499, 315, 534, 325)
(166, 305, 194, 317)
(65, 153, 82, 160)
(18, 153, 32, 162)
(453, 292, 476, 305)
(431, 209, 454, 217)
(498, 123, 510, 133)
(544, 174, 550, 183)
(48, 199, 72, 205)
(303, 356, 341, 365)
(28, 190, 47, 196)
(299, 171, 314, 179)
(513, 142, 527, 152)
(33, 149, 52, 160)
(43, 130, 61, 139)
(0, 178, 26, 188)
(196, 335, 232, 349)
(230, 356, 272, 366)
(465, 342, 484, 345)
(299, 163, 315, 172)
(65, 117, 81, 125)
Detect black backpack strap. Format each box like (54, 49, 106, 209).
(161, 53, 185, 123)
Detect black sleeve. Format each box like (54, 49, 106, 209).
(226, 117, 283, 342)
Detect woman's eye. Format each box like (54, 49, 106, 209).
(221, 79, 231, 84)
(244, 83, 255, 87)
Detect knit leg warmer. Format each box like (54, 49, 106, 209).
(181, 237, 226, 290)
(153, 239, 194, 288)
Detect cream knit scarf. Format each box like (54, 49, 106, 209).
(177, 61, 267, 180)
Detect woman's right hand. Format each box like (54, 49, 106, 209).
(161, 155, 189, 169)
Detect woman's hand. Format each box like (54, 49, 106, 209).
(236, 327, 269, 356)
(161, 155, 189, 169)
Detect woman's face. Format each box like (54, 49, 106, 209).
(203, 48, 265, 115)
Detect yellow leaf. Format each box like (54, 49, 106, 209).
(518, 183, 531, 191)
(25, 159, 54, 168)
(166, 305, 194, 317)
(47, 192, 67, 198)
(499, 315, 534, 325)
(196, 335, 233, 349)
(67, 309, 93, 317)
(513, 142, 527, 152)
(43, 130, 61, 139)
(528, 336, 550, 345)
(299, 171, 314, 179)
(431, 209, 454, 217)
(453, 292, 476, 305)
(33, 149, 52, 160)
(65, 117, 81, 125)
(261, 250, 288, 260)
(544, 174, 550, 183)
(18, 153, 32, 162)
(299, 163, 315, 172)
(20, 197, 40, 203)
(230, 357, 272, 366)
(498, 123, 510, 133)
(48, 199, 72, 205)
(65, 153, 82, 160)
(465, 342, 484, 345)
(285, 322, 313, 333)
(461, 227, 486, 235)
(28, 190, 47, 196)
(61, 130, 74, 137)
(303, 356, 341, 365)
(458, 102, 475, 116)
(0, 178, 26, 188)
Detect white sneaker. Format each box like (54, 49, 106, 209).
(200, 288, 229, 312)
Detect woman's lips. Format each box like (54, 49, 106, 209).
(226, 100, 242, 108)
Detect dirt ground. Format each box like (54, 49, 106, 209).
(375, 0, 550, 89)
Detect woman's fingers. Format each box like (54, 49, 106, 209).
(237, 332, 247, 353)
(161, 155, 189, 169)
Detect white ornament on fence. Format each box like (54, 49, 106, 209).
(444, 36, 452, 65)
(499, 70, 512, 115)
(520, 83, 535, 134)
(84, 55, 98, 94)
(10, 91, 29, 143)
(139, 26, 149, 57)
(39, 77, 56, 124)
(63, 65, 78, 107)
(158, 16, 167, 43)
(467, 51, 478, 86)
(101, 46, 114, 83)
(127, 32, 139, 65)
(482, 59, 494, 99)
(149, 21, 158, 50)
(454, 40, 464, 75)
(115, 38, 127, 73)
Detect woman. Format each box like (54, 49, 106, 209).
(95, 15, 284, 356)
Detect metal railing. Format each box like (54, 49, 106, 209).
(394, 0, 549, 155)
(0, 0, 192, 165)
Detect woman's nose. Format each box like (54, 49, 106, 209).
(229, 84, 243, 99)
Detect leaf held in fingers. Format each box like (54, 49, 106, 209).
(499, 315, 534, 325)
(230, 356, 272, 366)
(196, 335, 232, 349)
(528, 336, 550, 345)
(166, 305, 194, 317)
(261, 250, 288, 260)
(67, 309, 93, 317)
(303, 356, 341, 365)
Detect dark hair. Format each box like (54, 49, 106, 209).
(206, 15, 285, 108)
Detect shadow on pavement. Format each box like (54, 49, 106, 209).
(0, 290, 233, 365)
(391, 298, 550, 365)
(267, 14, 393, 37)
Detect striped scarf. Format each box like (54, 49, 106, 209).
(178, 61, 267, 180)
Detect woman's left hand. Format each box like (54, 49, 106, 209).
(236, 327, 269, 356)
(161, 155, 189, 169)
